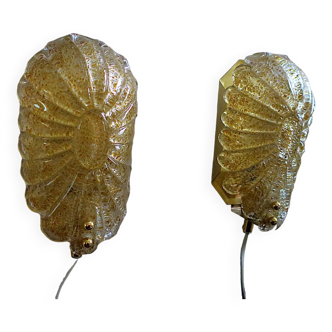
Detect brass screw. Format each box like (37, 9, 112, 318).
(269, 217, 278, 226)
(83, 238, 93, 248)
(84, 221, 94, 231)
(273, 202, 281, 210)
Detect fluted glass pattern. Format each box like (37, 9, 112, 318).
(18, 34, 137, 257)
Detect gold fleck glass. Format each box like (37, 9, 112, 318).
(18, 33, 137, 258)
(212, 52, 314, 231)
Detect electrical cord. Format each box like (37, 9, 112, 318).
(55, 259, 79, 299)
(240, 231, 250, 300)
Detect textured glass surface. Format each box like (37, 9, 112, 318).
(218, 53, 314, 231)
(18, 33, 137, 257)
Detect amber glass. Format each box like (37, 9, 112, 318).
(18, 34, 137, 257)
(217, 53, 314, 231)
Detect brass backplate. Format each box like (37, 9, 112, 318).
(211, 60, 244, 205)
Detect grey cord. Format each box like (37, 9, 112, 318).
(54, 258, 80, 301)
(240, 232, 249, 300)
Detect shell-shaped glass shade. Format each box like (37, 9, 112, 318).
(18, 33, 137, 257)
(218, 53, 314, 231)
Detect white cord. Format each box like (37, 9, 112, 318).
(54, 258, 81, 301)
(239, 232, 250, 301)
